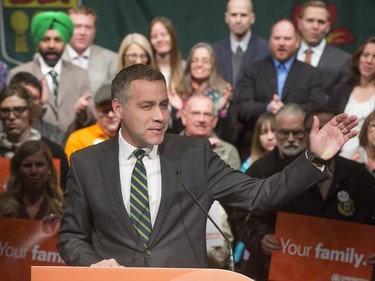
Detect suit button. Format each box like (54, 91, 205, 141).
(145, 250, 151, 255)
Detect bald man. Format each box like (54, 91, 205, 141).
(8, 11, 94, 134)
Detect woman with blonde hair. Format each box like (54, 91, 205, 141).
(171, 42, 236, 143)
(0, 140, 64, 220)
(117, 33, 156, 70)
(148, 17, 185, 92)
(241, 112, 276, 172)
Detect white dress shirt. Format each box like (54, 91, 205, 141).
(39, 56, 62, 95)
(297, 39, 326, 67)
(229, 31, 251, 53)
(66, 44, 91, 70)
(118, 133, 162, 227)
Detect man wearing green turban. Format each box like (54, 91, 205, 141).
(7, 11, 94, 135)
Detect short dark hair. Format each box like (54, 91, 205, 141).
(304, 106, 337, 131)
(111, 64, 166, 106)
(0, 84, 38, 125)
(299, 0, 330, 21)
(270, 18, 299, 37)
(9, 72, 42, 98)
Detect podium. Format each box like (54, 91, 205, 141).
(31, 266, 254, 281)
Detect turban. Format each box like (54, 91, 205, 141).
(31, 11, 73, 45)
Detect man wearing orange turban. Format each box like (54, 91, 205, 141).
(7, 11, 94, 135)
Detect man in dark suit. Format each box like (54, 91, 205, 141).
(236, 18, 326, 159)
(58, 64, 359, 268)
(296, 0, 351, 97)
(8, 11, 94, 135)
(212, 0, 269, 91)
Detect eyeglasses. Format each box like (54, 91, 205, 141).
(276, 129, 306, 140)
(0, 106, 28, 119)
(125, 53, 149, 62)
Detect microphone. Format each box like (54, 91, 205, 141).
(176, 170, 235, 271)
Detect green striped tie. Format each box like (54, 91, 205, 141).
(130, 149, 152, 247)
(49, 70, 58, 107)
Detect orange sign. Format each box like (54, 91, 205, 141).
(269, 212, 375, 281)
(0, 218, 66, 281)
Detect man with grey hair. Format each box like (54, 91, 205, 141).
(237, 105, 375, 280)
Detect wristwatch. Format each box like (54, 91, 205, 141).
(305, 150, 326, 166)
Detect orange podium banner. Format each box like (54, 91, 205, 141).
(31, 266, 253, 281)
(0, 218, 66, 281)
(269, 212, 375, 281)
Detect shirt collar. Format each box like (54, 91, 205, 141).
(118, 132, 158, 161)
(299, 39, 326, 58)
(273, 56, 295, 72)
(66, 44, 91, 59)
(230, 31, 251, 53)
(39, 56, 62, 76)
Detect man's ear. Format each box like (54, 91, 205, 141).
(181, 110, 187, 126)
(112, 98, 122, 120)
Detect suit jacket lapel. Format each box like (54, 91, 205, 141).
(318, 45, 331, 69)
(59, 61, 72, 105)
(148, 134, 180, 246)
(98, 137, 140, 242)
(263, 59, 277, 95)
(282, 60, 302, 99)
(222, 39, 233, 85)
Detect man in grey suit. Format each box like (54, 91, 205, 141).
(58, 64, 359, 268)
(296, 0, 351, 97)
(8, 11, 94, 135)
(63, 5, 118, 95)
(212, 0, 269, 91)
(236, 19, 326, 159)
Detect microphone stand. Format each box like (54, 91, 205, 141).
(176, 170, 235, 271)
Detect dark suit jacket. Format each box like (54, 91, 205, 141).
(8, 58, 94, 134)
(236, 57, 326, 124)
(315, 44, 351, 96)
(239, 149, 375, 280)
(212, 34, 270, 90)
(58, 134, 328, 267)
(327, 80, 353, 114)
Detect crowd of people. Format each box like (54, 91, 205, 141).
(0, 0, 375, 280)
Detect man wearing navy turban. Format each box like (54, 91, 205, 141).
(7, 11, 94, 135)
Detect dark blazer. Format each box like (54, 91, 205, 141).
(212, 34, 270, 90)
(327, 80, 353, 114)
(236, 57, 326, 124)
(58, 134, 328, 267)
(239, 149, 375, 280)
(8, 58, 94, 134)
(316, 44, 351, 96)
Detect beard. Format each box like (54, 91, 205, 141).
(39, 49, 63, 67)
(279, 144, 304, 158)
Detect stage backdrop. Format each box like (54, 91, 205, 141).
(1, 0, 375, 67)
